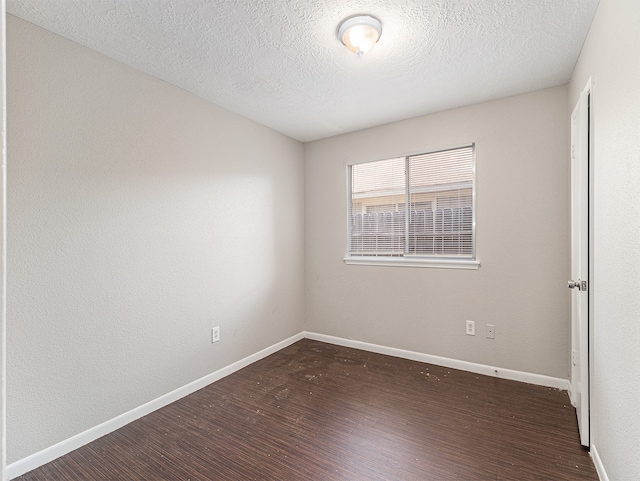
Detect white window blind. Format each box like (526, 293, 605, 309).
(348, 144, 475, 260)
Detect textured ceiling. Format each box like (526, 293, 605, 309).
(7, 0, 599, 142)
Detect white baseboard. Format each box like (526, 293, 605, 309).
(304, 332, 569, 390)
(7, 331, 305, 480)
(568, 380, 576, 406)
(591, 444, 610, 481)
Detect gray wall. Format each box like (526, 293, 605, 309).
(305, 86, 570, 379)
(7, 16, 305, 463)
(569, 0, 640, 479)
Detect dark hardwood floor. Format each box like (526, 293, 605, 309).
(17, 339, 598, 480)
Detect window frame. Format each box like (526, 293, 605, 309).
(344, 144, 480, 270)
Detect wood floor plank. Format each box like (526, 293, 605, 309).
(16, 339, 598, 480)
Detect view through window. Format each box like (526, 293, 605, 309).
(348, 144, 475, 259)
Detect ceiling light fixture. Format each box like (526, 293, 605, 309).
(337, 15, 382, 57)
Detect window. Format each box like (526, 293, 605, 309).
(347, 144, 477, 268)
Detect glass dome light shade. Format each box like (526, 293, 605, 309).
(338, 15, 382, 56)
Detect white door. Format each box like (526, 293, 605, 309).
(570, 88, 590, 447)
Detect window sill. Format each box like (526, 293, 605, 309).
(343, 256, 481, 270)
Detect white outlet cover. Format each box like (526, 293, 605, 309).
(466, 320, 475, 336)
(486, 324, 495, 339)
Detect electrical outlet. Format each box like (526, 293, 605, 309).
(466, 320, 475, 336)
(486, 324, 495, 339)
(211, 326, 220, 343)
